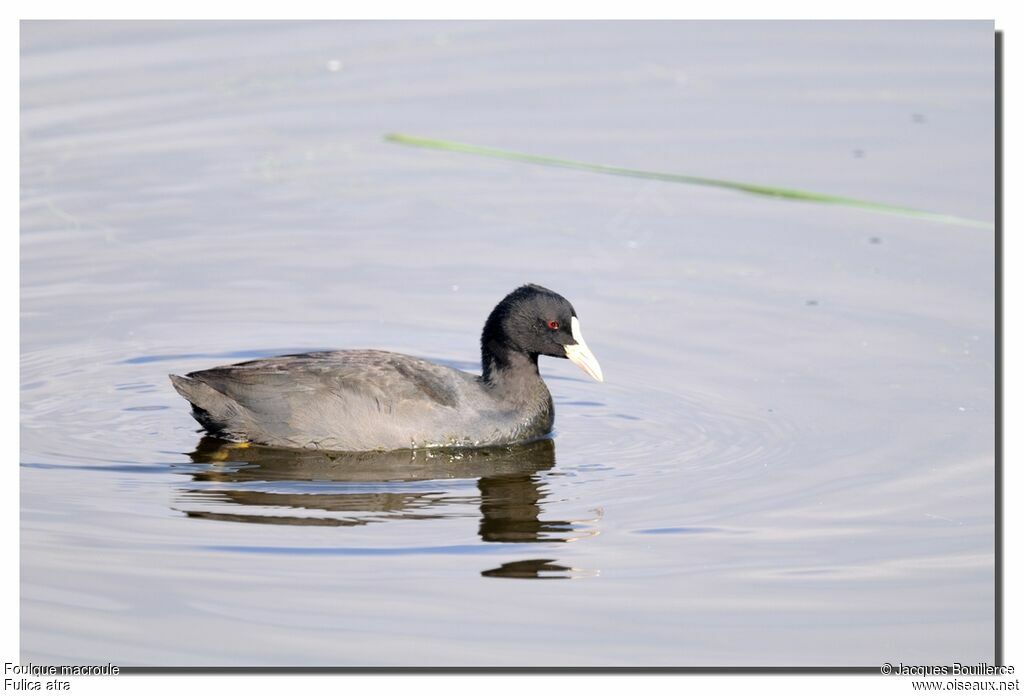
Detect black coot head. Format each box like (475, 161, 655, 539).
(482, 284, 603, 382)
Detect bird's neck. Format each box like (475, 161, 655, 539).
(482, 338, 536, 381)
(480, 334, 554, 436)
(481, 339, 546, 399)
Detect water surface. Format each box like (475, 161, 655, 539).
(20, 20, 995, 666)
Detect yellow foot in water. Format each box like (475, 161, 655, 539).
(208, 441, 251, 461)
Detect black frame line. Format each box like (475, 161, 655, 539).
(994, 28, 1003, 668)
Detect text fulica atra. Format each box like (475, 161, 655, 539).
(170, 284, 603, 451)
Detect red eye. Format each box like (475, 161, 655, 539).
(547, 320, 560, 330)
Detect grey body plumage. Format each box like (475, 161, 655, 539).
(170, 285, 601, 451)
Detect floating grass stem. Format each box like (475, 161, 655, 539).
(385, 133, 992, 230)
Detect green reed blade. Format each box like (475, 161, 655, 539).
(385, 133, 992, 230)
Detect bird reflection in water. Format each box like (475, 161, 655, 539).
(178, 437, 595, 579)
(481, 559, 575, 579)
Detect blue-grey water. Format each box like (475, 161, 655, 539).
(20, 20, 994, 666)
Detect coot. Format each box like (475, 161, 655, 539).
(170, 284, 603, 451)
